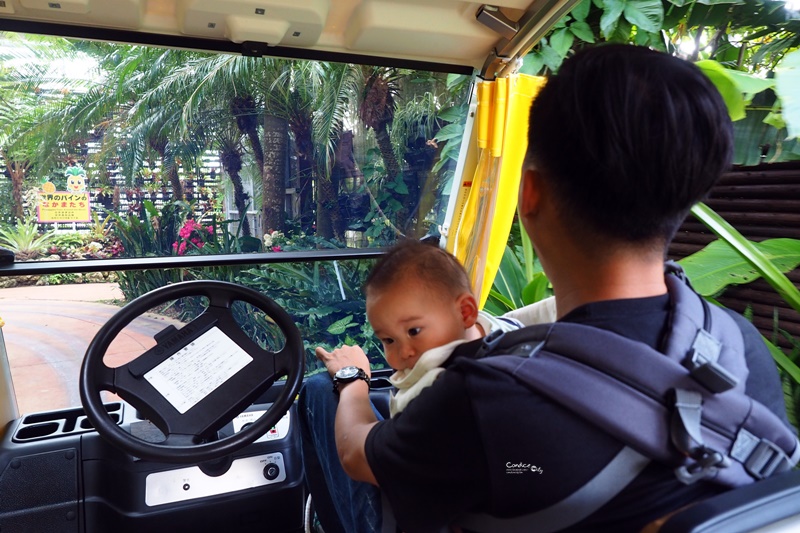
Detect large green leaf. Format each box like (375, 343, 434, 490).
(540, 43, 565, 71)
(520, 52, 545, 75)
(521, 272, 551, 306)
(775, 49, 800, 140)
(695, 0, 747, 5)
(690, 203, 800, 313)
(550, 28, 576, 57)
(765, 335, 800, 384)
(433, 123, 464, 142)
(571, 0, 592, 21)
(696, 60, 746, 121)
(569, 21, 596, 43)
(600, 0, 625, 39)
(679, 238, 800, 296)
(724, 68, 775, 102)
(623, 0, 664, 33)
(489, 244, 527, 310)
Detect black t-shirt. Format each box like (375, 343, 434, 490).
(364, 295, 790, 533)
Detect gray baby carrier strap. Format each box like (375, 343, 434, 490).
(457, 268, 799, 533)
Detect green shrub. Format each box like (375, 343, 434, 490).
(238, 259, 384, 373)
(0, 218, 56, 261)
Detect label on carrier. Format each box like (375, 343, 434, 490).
(144, 326, 252, 414)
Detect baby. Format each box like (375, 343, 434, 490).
(362, 239, 556, 415)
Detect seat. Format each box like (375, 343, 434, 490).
(369, 375, 395, 420)
(657, 469, 800, 532)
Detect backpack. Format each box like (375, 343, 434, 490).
(452, 263, 800, 533)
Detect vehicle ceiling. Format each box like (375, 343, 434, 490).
(0, 0, 578, 75)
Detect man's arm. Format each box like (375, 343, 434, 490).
(315, 345, 379, 485)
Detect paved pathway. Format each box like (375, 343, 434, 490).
(0, 283, 183, 415)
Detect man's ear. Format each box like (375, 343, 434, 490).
(457, 293, 479, 328)
(518, 167, 543, 219)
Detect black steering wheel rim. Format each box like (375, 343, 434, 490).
(79, 280, 304, 463)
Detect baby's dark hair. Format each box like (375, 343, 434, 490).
(365, 239, 473, 298)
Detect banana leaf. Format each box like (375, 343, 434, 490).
(679, 238, 800, 297)
(690, 203, 800, 314)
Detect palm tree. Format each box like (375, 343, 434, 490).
(261, 113, 289, 234)
(216, 124, 251, 237)
(360, 68, 402, 185)
(266, 63, 318, 231)
(0, 33, 93, 219)
(139, 53, 292, 237)
(269, 60, 361, 240)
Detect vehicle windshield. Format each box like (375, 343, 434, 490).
(0, 30, 474, 414)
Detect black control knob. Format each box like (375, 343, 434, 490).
(263, 463, 280, 480)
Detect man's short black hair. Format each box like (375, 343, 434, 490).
(526, 44, 734, 246)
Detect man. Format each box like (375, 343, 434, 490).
(310, 44, 790, 532)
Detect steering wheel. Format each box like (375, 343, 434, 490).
(79, 280, 304, 463)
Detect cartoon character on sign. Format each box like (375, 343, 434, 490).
(65, 162, 87, 193)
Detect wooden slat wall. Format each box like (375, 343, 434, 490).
(668, 162, 800, 351)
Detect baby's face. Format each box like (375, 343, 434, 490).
(366, 280, 469, 371)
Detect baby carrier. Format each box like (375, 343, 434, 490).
(451, 263, 800, 533)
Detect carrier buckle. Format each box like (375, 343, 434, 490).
(686, 329, 739, 392)
(675, 447, 730, 485)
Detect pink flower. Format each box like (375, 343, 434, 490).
(272, 246, 282, 252)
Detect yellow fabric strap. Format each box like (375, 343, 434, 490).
(449, 74, 546, 307)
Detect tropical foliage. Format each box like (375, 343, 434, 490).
(0, 217, 56, 260)
(239, 259, 383, 373)
(520, 0, 800, 162)
(0, 33, 469, 249)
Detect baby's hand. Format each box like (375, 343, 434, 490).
(315, 345, 372, 378)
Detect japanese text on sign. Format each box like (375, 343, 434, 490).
(37, 192, 91, 223)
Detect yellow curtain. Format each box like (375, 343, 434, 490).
(447, 74, 545, 308)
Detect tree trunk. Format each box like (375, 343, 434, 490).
(374, 123, 406, 228)
(220, 146, 251, 237)
(166, 163, 184, 201)
(315, 174, 337, 240)
(3, 152, 28, 221)
(375, 123, 401, 184)
(233, 174, 251, 237)
(246, 128, 264, 172)
(232, 95, 264, 171)
(262, 114, 288, 235)
(150, 139, 183, 201)
(297, 156, 314, 230)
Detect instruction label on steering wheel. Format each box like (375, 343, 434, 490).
(144, 326, 253, 414)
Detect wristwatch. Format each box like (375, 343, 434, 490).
(332, 366, 370, 394)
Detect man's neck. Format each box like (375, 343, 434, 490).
(549, 248, 667, 320)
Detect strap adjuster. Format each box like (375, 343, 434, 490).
(745, 439, 790, 480)
(474, 329, 506, 358)
(671, 388, 731, 484)
(685, 329, 739, 392)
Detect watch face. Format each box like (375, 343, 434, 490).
(336, 366, 360, 380)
